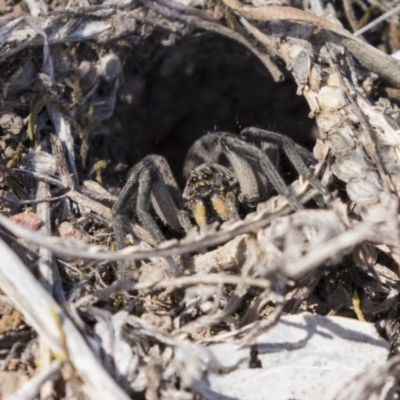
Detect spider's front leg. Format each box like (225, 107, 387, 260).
(220, 134, 304, 210)
(240, 127, 327, 197)
(112, 155, 183, 277)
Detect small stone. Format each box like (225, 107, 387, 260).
(10, 210, 41, 230)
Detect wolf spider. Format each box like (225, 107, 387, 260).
(112, 127, 326, 254)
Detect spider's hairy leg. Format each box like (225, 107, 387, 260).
(136, 167, 168, 244)
(241, 127, 327, 196)
(217, 136, 261, 208)
(135, 166, 181, 277)
(112, 162, 144, 251)
(148, 156, 183, 232)
(221, 135, 303, 210)
(112, 161, 144, 279)
(137, 165, 183, 276)
(112, 155, 182, 277)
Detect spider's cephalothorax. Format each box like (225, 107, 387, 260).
(183, 163, 239, 226)
(112, 128, 327, 259)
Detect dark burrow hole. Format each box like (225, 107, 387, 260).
(96, 33, 317, 187)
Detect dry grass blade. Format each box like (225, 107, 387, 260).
(6, 360, 61, 400)
(0, 237, 130, 400)
(354, 5, 400, 36)
(221, 0, 400, 87)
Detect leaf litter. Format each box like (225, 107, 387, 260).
(0, 0, 400, 399)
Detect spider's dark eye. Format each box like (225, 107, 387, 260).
(203, 173, 211, 180)
(190, 177, 198, 184)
